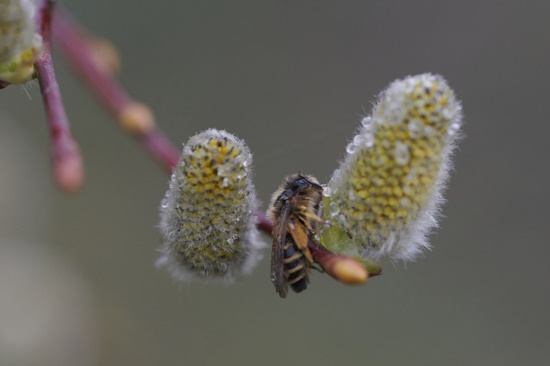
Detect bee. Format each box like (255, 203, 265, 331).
(267, 173, 324, 298)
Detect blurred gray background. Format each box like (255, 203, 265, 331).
(1, 1, 549, 365)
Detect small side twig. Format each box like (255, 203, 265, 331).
(46, 6, 369, 283)
(35, 0, 84, 192)
(255, 210, 274, 235)
(51, 8, 180, 173)
(255, 210, 369, 283)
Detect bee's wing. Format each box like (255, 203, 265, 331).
(271, 203, 290, 298)
(288, 216, 313, 263)
(288, 199, 316, 263)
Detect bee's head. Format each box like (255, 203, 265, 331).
(287, 173, 322, 192)
(279, 189, 294, 201)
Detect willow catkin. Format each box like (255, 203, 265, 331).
(326, 74, 462, 262)
(0, 0, 43, 84)
(158, 129, 265, 281)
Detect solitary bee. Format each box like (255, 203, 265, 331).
(267, 173, 324, 298)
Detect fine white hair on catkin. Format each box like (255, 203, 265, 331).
(157, 129, 265, 282)
(0, 0, 43, 84)
(326, 73, 462, 263)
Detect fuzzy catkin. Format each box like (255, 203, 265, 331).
(158, 129, 264, 281)
(0, 0, 42, 84)
(327, 74, 462, 262)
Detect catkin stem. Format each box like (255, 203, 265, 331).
(35, 0, 84, 192)
(50, 7, 180, 173)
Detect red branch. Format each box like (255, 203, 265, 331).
(35, 0, 84, 192)
(45, 7, 369, 284)
(51, 9, 180, 173)
(255, 210, 368, 283)
(255, 210, 273, 234)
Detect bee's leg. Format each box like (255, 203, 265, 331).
(310, 264, 325, 273)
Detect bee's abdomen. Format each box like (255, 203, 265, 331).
(283, 241, 309, 293)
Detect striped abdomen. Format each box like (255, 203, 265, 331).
(283, 239, 310, 293)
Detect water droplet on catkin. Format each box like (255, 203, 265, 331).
(394, 142, 410, 165)
(157, 129, 265, 282)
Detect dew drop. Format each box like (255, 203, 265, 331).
(447, 121, 460, 136)
(161, 199, 169, 208)
(442, 107, 454, 120)
(270, 272, 276, 282)
(394, 142, 410, 165)
(385, 101, 406, 124)
(400, 197, 411, 208)
(227, 238, 234, 245)
(346, 142, 357, 154)
(331, 168, 341, 181)
(329, 201, 340, 217)
(322, 186, 332, 197)
(361, 116, 372, 128)
(338, 214, 346, 224)
(408, 119, 423, 139)
(364, 134, 374, 148)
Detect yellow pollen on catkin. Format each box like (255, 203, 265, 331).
(0, 0, 42, 84)
(325, 73, 462, 262)
(158, 129, 264, 281)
